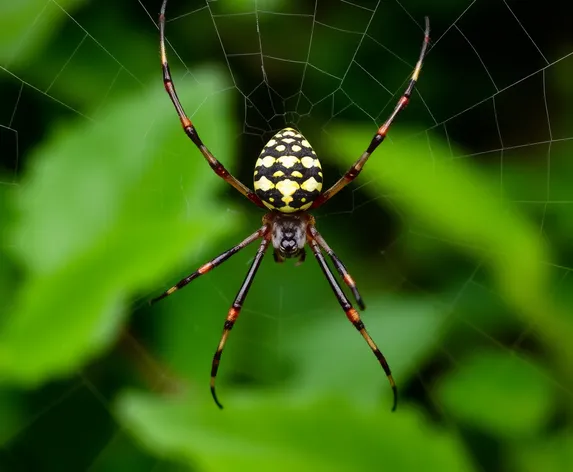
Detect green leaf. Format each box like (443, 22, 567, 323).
(285, 296, 445, 406)
(510, 433, 573, 472)
(437, 350, 554, 438)
(117, 391, 477, 472)
(0, 66, 240, 386)
(326, 125, 547, 309)
(0, 183, 19, 331)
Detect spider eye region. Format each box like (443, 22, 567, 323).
(253, 127, 323, 213)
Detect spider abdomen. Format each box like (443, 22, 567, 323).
(253, 127, 323, 213)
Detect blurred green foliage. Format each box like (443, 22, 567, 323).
(1, 67, 238, 385)
(1, 1, 572, 472)
(117, 392, 476, 471)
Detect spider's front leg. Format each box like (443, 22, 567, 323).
(311, 17, 430, 209)
(159, 0, 265, 209)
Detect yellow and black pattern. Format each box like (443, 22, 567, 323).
(253, 127, 323, 213)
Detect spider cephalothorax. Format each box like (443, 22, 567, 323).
(267, 212, 311, 263)
(155, 0, 430, 412)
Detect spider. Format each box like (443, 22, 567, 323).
(154, 0, 430, 411)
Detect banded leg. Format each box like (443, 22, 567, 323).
(211, 237, 270, 409)
(159, 0, 264, 208)
(308, 238, 398, 411)
(308, 225, 365, 309)
(312, 17, 430, 209)
(150, 226, 267, 304)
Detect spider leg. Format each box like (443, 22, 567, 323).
(308, 225, 364, 309)
(211, 237, 270, 409)
(159, 0, 264, 208)
(307, 236, 397, 411)
(150, 226, 267, 304)
(312, 17, 430, 209)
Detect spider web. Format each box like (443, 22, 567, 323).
(1, 0, 572, 470)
